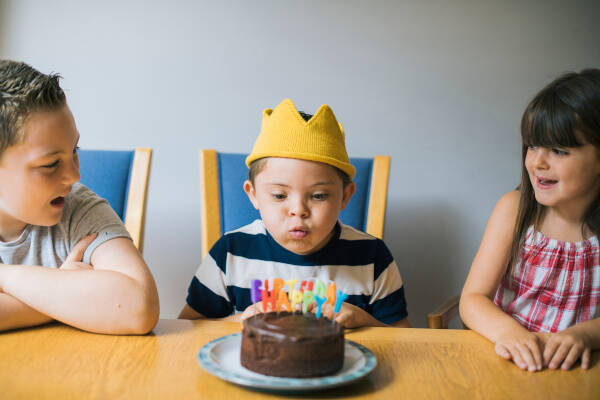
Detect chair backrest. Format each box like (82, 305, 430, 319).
(78, 148, 152, 252)
(199, 149, 390, 258)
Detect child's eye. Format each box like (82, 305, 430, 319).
(271, 193, 286, 200)
(73, 146, 80, 155)
(41, 160, 59, 169)
(527, 145, 537, 150)
(552, 148, 568, 156)
(313, 193, 329, 201)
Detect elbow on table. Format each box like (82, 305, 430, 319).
(123, 290, 160, 335)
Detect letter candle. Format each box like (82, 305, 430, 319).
(261, 279, 277, 312)
(302, 290, 315, 313)
(277, 288, 291, 312)
(332, 289, 349, 324)
(250, 279, 262, 304)
(333, 289, 348, 313)
(299, 280, 307, 293)
(284, 279, 298, 297)
(314, 295, 327, 318)
(314, 279, 327, 297)
(272, 278, 284, 313)
(326, 282, 337, 306)
(291, 289, 303, 311)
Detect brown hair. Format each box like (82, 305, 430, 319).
(508, 68, 600, 275)
(0, 60, 66, 158)
(248, 157, 352, 187)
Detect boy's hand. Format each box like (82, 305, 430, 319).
(59, 234, 97, 271)
(240, 302, 272, 321)
(543, 327, 592, 370)
(319, 302, 373, 328)
(494, 328, 543, 372)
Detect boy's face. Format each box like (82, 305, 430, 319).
(0, 106, 80, 241)
(244, 158, 355, 255)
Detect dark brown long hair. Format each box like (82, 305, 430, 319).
(508, 69, 600, 275)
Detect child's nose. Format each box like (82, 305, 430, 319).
(531, 148, 549, 170)
(63, 156, 81, 185)
(288, 199, 309, 218)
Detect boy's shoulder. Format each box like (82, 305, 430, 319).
(338, 222, 379, 242)
(60, 183, 104, 223)
(224, 219, 267, 237)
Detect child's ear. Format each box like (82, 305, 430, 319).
(340, 181, 356, 210)
(243, 180, 260, 210)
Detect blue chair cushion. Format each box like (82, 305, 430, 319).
(78, 150, 134, 221)
(217, 153, 372, 233)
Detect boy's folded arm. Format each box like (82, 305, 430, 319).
(0, 292, 54, 332)
(0, 237, 160, 335)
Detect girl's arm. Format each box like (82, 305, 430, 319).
(0, 237, 160, 335)
(460, 191, 543, 372)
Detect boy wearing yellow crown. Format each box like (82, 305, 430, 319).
(180, 99, 410, 328)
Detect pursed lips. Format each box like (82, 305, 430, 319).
(289, 226, 309, 239)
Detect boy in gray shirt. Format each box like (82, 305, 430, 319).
(0, 60, 159, 334)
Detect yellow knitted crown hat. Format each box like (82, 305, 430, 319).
(246, 98, 355, 179)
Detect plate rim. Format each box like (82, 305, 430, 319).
(197, 332, 377, 391)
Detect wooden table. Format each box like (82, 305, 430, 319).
(0, 319, 597, 399)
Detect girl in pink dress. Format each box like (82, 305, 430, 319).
(460, 69, 600, 372)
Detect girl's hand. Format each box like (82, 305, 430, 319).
(494, 328, 543, 372)
(543, 328, 591, 370)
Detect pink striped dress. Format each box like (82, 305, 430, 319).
(494, 226, 600, 332)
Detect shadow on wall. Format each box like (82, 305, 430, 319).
(386, 201, 469, 328)
(0, 2, 7, 55)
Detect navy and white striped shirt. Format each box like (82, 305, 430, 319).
(186, 220, 408, 324)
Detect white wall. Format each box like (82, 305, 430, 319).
(2, 0, 599, 326)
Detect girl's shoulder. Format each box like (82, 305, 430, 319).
(491, 190, 520, 221)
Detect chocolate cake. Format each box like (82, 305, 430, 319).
(240, 312, 344, 378)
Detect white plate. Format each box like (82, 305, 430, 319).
(197, 333, 377, 391)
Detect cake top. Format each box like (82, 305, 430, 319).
(243, 312, 342, 341)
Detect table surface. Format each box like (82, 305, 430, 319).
(0, 319, 598, 399)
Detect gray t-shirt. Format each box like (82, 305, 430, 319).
(0, 183, 131, 267)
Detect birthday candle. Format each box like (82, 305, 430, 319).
(334, 289, 348, 313)
(314, 279, 327, 297)
(284, 279, 298, 302)
(250, 279, 262, 303)
(326, 282, 336, 306)
(302, 290, 315, 313)
(314, 295, 327, 318)
(299, 280, 307, 293)
(261, 279, 276, 312)
(277, 288, 291, 312)
(272, 278, 284, 301)
(291, 289, 303, 311)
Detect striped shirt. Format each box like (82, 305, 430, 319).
(186, 220, 408, 324)
(494, 226, 600, 332)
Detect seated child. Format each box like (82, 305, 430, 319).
(0, 60, 159, 334)
(180, 98, 409, 328)
(460, 69, 600, 371)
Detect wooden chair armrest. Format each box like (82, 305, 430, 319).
(427, 295, 460, 329)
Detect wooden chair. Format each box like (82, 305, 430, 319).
(78, 148, 152, 252)
(199, 149, 391, 258)
(427, 295, 460, 329)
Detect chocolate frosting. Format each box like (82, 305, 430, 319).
(244, 311, 342, 341)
